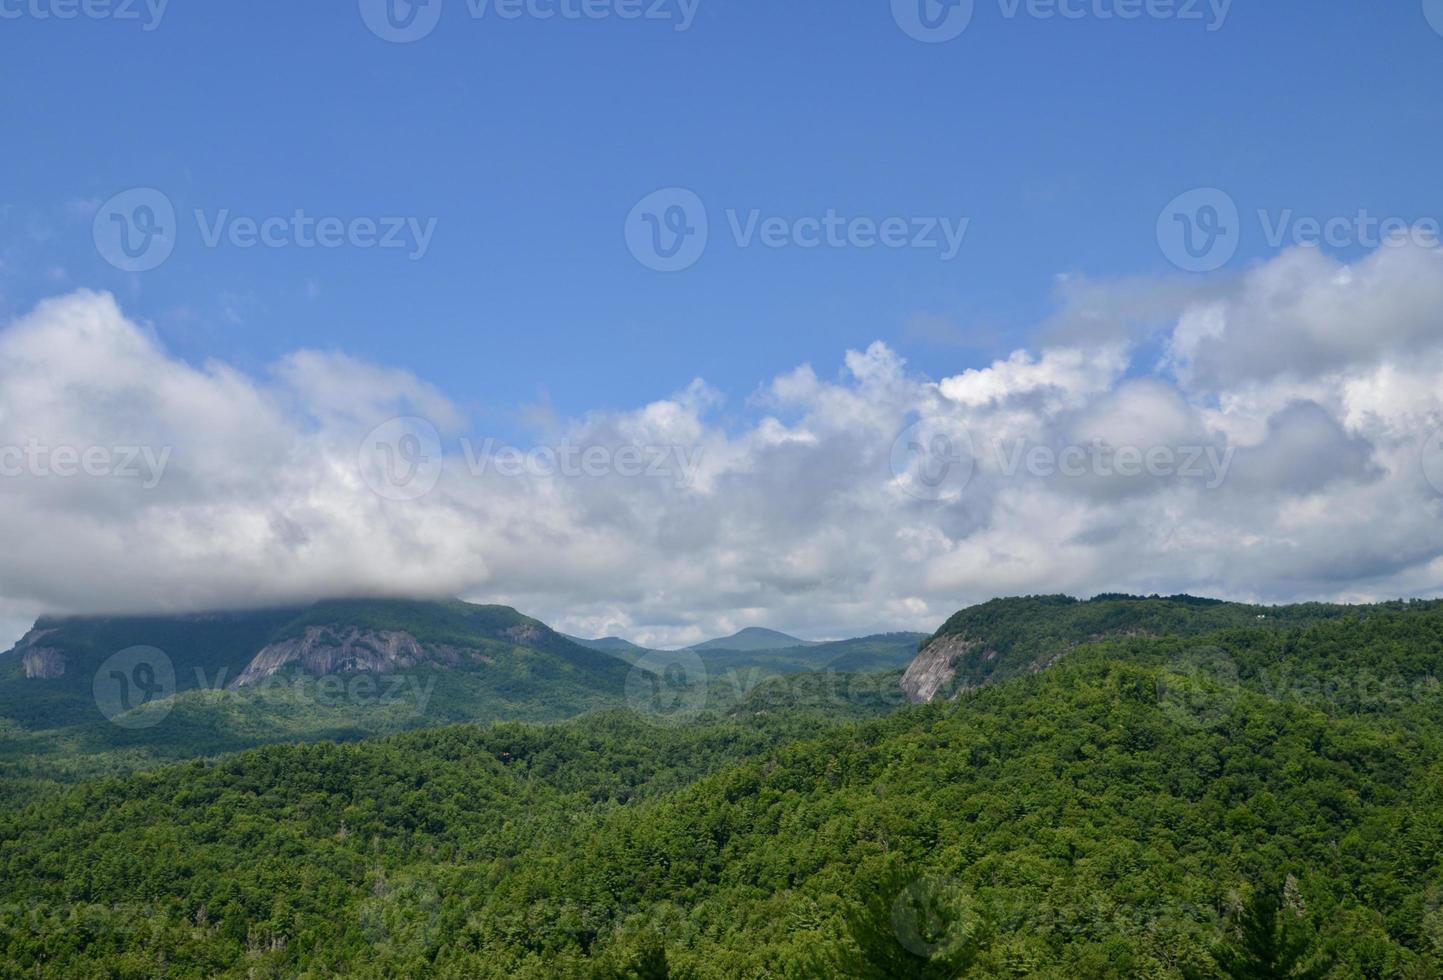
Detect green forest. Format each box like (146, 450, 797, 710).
(2, 598, 1443, 976)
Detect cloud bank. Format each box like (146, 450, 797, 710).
(2, 243, 1443, 647)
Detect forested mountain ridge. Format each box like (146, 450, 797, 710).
(3, 603, 1442, 976)
(0, 599, 610, 695)
(566, 631, 928, 677)
(901, 593, 1433, 703)
(226, 599, 620, 688)
(0, 599, 634, 797)
(687, 627, 813, 651)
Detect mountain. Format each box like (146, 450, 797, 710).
(562, 623, 923, 678)
(900, 592, 1410, 702)
(694, 632, 928, 678)
(565, 628, 927, 679)
(688, 626, 815, 651)
(5, 601, 1442, 975)
(563, 634, 656, 663)
(0, 606, 302, 727)
(0, 598, 634, 792)
(225, 598, 617, 687)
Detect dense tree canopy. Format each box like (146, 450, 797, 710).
(3, 601, 1443, 976)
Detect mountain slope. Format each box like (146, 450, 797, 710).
(901, 593, 1393, 702)
(0, 598, 633, 794)
(0, 607, 302, 728)
(566, 630, 927, 677)
(229, 598, 621, 688)
(694, 632, 928, 679)
(4, 604, 1442, 976)
(563, 635, 655, 662)
(688, 627, 813, 651)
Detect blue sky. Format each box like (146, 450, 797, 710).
(5, 2, 1443, 643)
(3, 1, 1440, 433)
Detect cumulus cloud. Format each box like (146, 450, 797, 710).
(2, 243, 1443, 648)
(1165, 245, 1443, 391)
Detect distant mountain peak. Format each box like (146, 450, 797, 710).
(687, 627, 814, 652)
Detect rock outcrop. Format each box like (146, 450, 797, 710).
(900, 633, 984, 703)
(9, 628, 65, 679)
(230, 626, 490, 687)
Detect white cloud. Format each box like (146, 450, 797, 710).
(3, 242, 1443, 649)
(1164, 245, 1443, 391)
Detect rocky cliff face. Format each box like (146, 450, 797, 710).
(900, 633, 986, 703)
(9, 628, 65, 679)
(900, 612, 1163, 704)
(231, 626, 492, 687)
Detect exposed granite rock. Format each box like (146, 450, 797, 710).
(503, 624, 542, 646)
(901, 625, 1159, 704)
(9, 628, 65, 679)
(231, 626, 483, 687)
(900, 634, 983, 704)
(22, 647, 66, 679)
